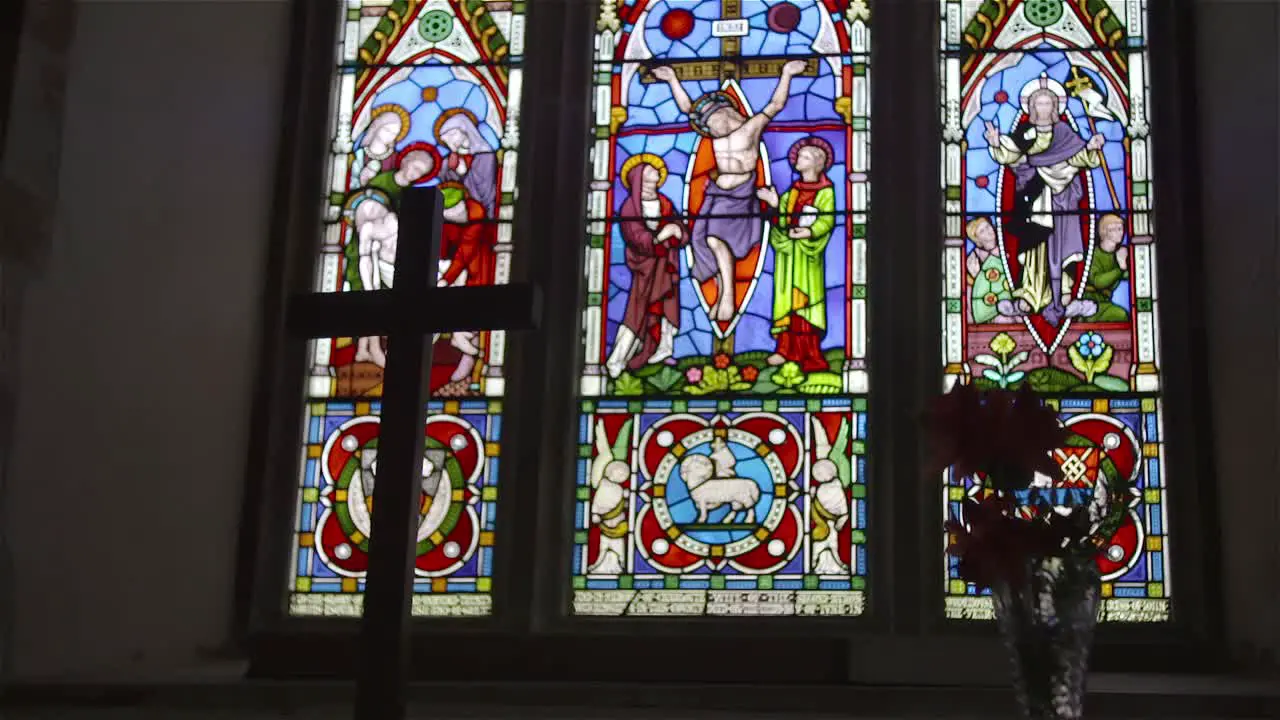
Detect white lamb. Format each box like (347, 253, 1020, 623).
(680, 452, 759, 524)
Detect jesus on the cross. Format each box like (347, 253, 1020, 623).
(652, 60, 808, 322)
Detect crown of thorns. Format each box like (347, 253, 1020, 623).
(690, 92, 737, 136)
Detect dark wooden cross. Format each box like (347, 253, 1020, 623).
(286, 187, 541, 720)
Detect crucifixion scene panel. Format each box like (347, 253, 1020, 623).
(574, 0, 872, 618)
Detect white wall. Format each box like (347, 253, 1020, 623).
(7, 0, 289, 678)
(3, 0, 1277, 679)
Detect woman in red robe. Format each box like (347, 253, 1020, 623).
(434, 183, 497, 395)
(438, 182, 496, 287)
(605, 155, 689, 379)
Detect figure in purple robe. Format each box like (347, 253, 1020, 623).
(435, 109, 499, 218)
(985, 75, 1106, 326)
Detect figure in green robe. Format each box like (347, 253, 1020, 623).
(965, 217, 1015, 324)
(1082, 213, 1130, 322)
(342, 143, 441, 291)
(758, 136, 835, 372)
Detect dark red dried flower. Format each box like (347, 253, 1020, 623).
(946, 496, 1086, 590)
(925, 383, 1068, 491)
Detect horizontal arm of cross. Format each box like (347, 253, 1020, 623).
(285, 283, 542, 339)
(636, 57, 819, 83)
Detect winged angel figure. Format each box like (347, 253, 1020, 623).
(811, 417, 854, 574)
(586, 418, 633, 574)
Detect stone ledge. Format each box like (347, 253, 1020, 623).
(4, 673, 1278, 719)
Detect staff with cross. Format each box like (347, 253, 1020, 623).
(287, 188, 541, 720)
(1064, 65, 1122, 210)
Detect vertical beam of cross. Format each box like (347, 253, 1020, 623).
(352, 188, 441, 720)
(287, 195, 541, 719)
(719, 0, 742, 82)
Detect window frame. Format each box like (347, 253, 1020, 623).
(915, 0, 1220, 654)
(239, 0, 1223, 680)
(240, 0, 561, 640)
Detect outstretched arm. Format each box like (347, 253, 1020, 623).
(761, 60, 808, 118)
(1068, 136, 1104, 169)
(984, 120, 1025, 166)
(740, 60, 808, 136)
(651, 66, 693, 114)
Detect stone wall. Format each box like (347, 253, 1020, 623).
(0, 0, 75, 270)
(0, 0, 76, 680)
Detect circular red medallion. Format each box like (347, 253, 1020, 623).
(767, 2, 802, 33)
(975, 175, 989, 188)
(660, 9, 696, 40)
(994, 90, 1010, 104)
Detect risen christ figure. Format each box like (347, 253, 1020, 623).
(985, 78, 1105, 325)
(652, 60, 808, 321)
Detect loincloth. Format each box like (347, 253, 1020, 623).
(688, 174, 763, 282)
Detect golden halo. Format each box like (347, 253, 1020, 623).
(370, 104, 412, 144)
(433, 107, 481, 144)
(1018, 73, 1068, 116)
(620, 153, 668, 190)
(342, 188, 392, 218)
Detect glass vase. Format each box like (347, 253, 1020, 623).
(991, 554, 1101, 720)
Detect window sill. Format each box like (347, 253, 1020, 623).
(5, 660, 1277, 719)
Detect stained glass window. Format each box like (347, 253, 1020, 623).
(287, 0, 525, 618)
(939, 0, 1171, 623)
(573, 0, 872, 617)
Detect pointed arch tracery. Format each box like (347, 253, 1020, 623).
(570, 0, 874, 619)
(284, 0, 526, 618)
(939, 0, 1172, 624)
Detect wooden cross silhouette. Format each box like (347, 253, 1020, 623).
(286, 188, 541, 720)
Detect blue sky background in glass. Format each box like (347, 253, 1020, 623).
(357, 64, 503, 171)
